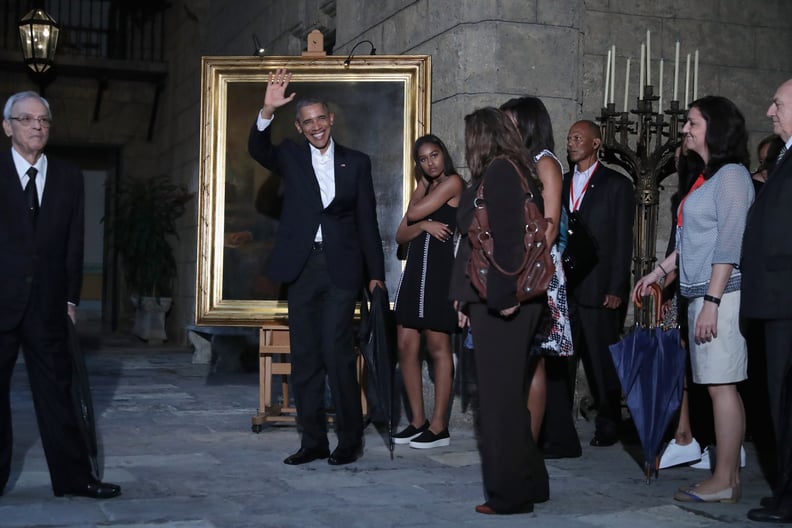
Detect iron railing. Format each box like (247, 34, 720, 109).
(1, 0, 166, 62)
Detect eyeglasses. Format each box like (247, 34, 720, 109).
(8, 116, 52, 128)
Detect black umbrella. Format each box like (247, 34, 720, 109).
(359, 285, 397, 458)
(66, 316, 101, 480)
(609, 284, 686, 482)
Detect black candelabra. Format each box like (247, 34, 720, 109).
(598, 86, 687, 325)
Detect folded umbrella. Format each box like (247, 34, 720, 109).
(359, 285, 397, 458)
(609, 284, 686, 482)
(66, 316, 101, 480)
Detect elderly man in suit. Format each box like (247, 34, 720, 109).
(0, 91, 120, 498)
(249, 69, 385, 466)
(563, 120, 635, 447)
(742, 78, 792, 524)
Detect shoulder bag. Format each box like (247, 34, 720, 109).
(467, 159, 554, 303)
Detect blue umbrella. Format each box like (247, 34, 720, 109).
(609, 284, 687, 482)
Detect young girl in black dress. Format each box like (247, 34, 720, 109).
(392, 135, 464, 449)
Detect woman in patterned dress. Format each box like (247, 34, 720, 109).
(501, 97, 578, 456)
(392, 135, 464, 449)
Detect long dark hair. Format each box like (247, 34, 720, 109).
(464, 107, 536, 182)
(677, 144, 705, 195)
(689, 95, 749, 179)
(499, 96, 555, 157)
(412, 134, 457, 182)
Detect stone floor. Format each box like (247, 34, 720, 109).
(0, 327, 773, 527)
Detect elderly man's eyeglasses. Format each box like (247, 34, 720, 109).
(8, 116, 52, 128)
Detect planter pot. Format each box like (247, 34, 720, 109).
(130, 295, 172, 344)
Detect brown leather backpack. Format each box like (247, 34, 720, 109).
(467, 160, 554, 303)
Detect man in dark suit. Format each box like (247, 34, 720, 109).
(0, 91, 119, 498)
(743, 78, 792, 524)
(563, 120, 634, 446)
(248, 69, 385, 466)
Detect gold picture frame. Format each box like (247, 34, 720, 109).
(195, 55, 431, 326)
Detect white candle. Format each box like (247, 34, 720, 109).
(685, 53, 691, 106)
(611, 45, 616, 104)
(623, 57, 631, 112)
(693, 49, 699, 101)
(674, 41, 680, 101)
(646, 30, 651, 86)
(604, 48, 611, 107)
(640, 43, 645, 99)
(658, 58, 664, 111)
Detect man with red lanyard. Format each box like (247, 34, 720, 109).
(562, 120, 635, 447)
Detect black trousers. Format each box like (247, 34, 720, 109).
(764, 318, 792, 511)
(540, 356, 581, 455)
(470, 301, 548, 512)
(0, 296, 92, 494)
(569, 302, 623, 433)
(287, 249, 363, 451)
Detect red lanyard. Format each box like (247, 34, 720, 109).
(570, 162, 598, 212)
(676, 173, 705, 228)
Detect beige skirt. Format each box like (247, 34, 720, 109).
(688, 290, 747, 384)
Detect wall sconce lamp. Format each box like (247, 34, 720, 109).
(343, 40, 376, 68)
(252, 34, 266, 57)
(18, 6, 60, 75)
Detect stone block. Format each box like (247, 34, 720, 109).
(720, 0, 792, 27)
(756, 29, 792, 72)
(716, 67, 777, 134)
(607, 0, 717, 18)
(539, 0, 581, 26)
(336, 0, 409, 45)
(188, 330, 212, 364)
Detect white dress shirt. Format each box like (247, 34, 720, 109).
(570, 161, 598, 212)
(256, 112, 335, 242)
(11, 147, 47, 205)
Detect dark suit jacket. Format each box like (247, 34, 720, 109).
(741, 145, 792, 319)
(0, 150, 84, 331)
(563, 162, 634, 307)
(248, 124, 385, 290)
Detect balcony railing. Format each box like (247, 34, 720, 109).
(1, 0, 166, 62)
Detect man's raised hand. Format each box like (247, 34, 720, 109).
(261, 68, 296, 119)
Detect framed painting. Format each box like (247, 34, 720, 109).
(195, 55, 431, 326)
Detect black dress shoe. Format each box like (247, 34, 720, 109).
(328, 444, 362, 465)
(747, 507, 792, 523)
(283, 447, 330, 465)
(54, 481, 121, 499)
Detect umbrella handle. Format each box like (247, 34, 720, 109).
(634, 283, 663, 326)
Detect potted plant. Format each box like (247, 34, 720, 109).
(110, 173, 194, 342)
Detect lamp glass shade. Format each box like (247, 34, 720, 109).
(18, 8, 60, 73)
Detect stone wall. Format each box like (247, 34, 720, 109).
(581, 0, 792, 261)
(170, 1, 792, 336)
(9, 0, 783, 341)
